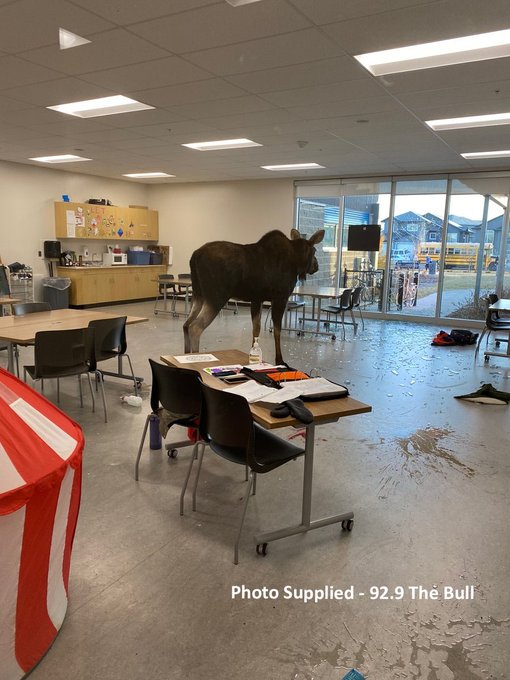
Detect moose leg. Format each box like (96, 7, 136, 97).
(271, 299, 287, 365)
(250, 301, 262, 340)
(188, 301, 224, 352)
(183, 297, 203, 353)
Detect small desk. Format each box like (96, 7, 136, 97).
(161, 349, 371, 550)
(293, 286, 348, 336)
(154, 277, 193, 317)
(0, 309, 148, 379)
(485, 298, 510, 361)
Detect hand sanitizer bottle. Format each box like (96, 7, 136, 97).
(249, 337, 262, 364)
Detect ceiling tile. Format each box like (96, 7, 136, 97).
(259, 78, 386, 108)
(167, 95, 276, 120)
(79, 56, 211, 92)
(225, 56, 367, 93)
(21, 28, 169, 76)
(133, 79, 248, 108)
(322, 0, 510, 55)
(0, 0, 114, 53)
(69, 0, 218, 26)
(3, 77, 112, 106)
(129, 1, 311, 54)
(288, 0, 441, 24)
(0, 55, 64, 89)
(185, 28, 343, 75)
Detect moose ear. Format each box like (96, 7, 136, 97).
(309, 229, 325, 246)
(290, 228, 301, 240)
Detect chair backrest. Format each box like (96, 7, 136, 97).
(350, 286, 363, 308)
(12, 301, 51, 315)
(338, 287, 353, 309)
(149, 358, 202, 416)
(199, 382, 253, 458)
(88, 316, 127, 363)
(178, 273, 191, 279)
(158, 274, 175, 294)
(33, 328, 91, 378)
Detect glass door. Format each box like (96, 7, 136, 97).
(441, 177, 509, 321)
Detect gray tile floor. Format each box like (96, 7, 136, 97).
(5, 302, 509, 680)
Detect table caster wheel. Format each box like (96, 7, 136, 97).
(256, 543, 268, 556)
(496, 341, 501, 347)
(136, 381, 143, 390)
(484, 355, 490, 363)
(341, 519, 354, 531)
(167, 449, 178, 458)
(332, 335, 336, 341)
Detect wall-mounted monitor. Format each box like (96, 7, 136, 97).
(347, 224, 381, 252)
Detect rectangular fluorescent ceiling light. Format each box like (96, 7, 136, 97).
(426, 112, 510, 131)
(123, 172, 175, 178)
(47, 95, 154, 118)
(182, 138, 261, 150)
(355, 28, 510, 76)
(226, 0, 263, 6)
(461, 150, 510, 159)
(29, 154, 91, 163)
(261, 163, 325, 171)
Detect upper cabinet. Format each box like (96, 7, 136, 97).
(54, 202, 159, 241)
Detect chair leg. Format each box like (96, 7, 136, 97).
(191, 442, 206, 511)
(180, 441, 201, 515)
(234, 471, 254, 565)
(252, 471, 257, 495)
(134, 414, 151, 481)
(123, 353, 138, 396)
(95, 370, 107, 422)
(358, 306, 365, 330)
(474, 327, 487, 359)
(341, 311, 346, 341)
(57, 377, 61, 404)
(77, 375, 82, 407)
(86, 373, 96, 414)
(350, 309, 358, 336)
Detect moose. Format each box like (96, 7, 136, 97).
(183, 228, 325, 364)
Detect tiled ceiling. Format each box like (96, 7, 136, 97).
(1, 0, 510, 183)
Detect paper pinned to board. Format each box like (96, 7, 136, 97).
(173, 354, 218, 363)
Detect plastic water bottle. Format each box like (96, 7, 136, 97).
(249, 337, 262, 364)
(120, 395, 143, 407)
(149, 414, 162, 449)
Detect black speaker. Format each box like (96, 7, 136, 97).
(44, 240, 62, 259)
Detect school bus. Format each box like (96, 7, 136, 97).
(417, 242, 493, 270)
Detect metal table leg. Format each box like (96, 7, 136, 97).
(253, 422, 354, 546)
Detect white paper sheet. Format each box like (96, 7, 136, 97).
(173, 354, 218, 363)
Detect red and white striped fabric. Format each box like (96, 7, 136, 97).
(0, 367, 84, 680)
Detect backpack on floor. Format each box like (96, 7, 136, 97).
(450, 329, 479, 345)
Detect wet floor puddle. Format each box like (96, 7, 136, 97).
(378, 426, 475, 498)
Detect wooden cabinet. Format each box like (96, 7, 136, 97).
(54, 202, 159, 241)
(57, 265, 166, 306)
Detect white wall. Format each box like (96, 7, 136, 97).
(148, 179, 294, 274)
(0, 160, 149, 278)
(0, 164, 294, 297)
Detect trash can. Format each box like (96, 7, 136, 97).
(42, 277, 71, 309)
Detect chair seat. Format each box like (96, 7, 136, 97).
(210, 423, 304, 471)
(25, 363, 90, 380)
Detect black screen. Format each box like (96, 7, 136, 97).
(347, 224, 381, 252)
(0, 266, 10, 296)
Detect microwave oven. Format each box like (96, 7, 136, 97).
(103, 252, 127, 266)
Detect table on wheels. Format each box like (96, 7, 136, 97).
(485, 298, 510, 361)
(0, 309, 148, 384)
(161, 349, 371, 553)
(291, 286, 349, 338)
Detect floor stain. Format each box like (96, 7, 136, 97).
(378, 426, 475, 497)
